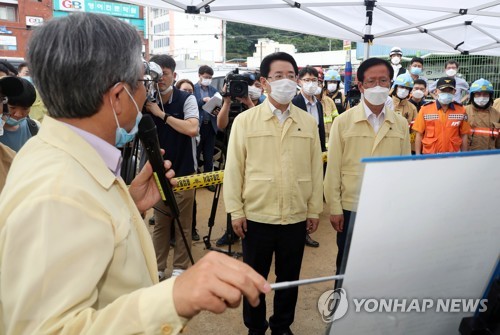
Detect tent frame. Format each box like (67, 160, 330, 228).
(152, 0, 500, 58)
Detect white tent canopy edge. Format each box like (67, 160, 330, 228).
(124, 0, 500, 57)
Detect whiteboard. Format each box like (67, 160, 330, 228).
(329, 151, 500, 335)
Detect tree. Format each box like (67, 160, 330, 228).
(226, 22, 345, 60)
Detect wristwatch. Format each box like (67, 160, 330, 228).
(163, 112, 171, 123)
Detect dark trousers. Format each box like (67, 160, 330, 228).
(242, 220, 306, 333)
(198, 122, 216, 173)
(335, 210, 357, 275)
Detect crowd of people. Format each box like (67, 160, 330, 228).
(0, 12, 499, 335)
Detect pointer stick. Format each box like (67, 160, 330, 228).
(270, 275, 345, 291)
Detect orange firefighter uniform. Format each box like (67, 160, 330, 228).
(412, 101, 471, 153)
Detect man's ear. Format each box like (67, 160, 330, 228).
(357, 81, 364, 94)
(108, 82, 124, 115)
(260, 76, 269, 92)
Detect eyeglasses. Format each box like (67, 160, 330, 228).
(300, 78, 319, 83)
(362, 78, 391, 88)
(267, 74, 297, 81)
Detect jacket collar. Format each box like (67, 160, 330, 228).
(38, 116, 117, 190)
(261, 100, 299, 123)
(352, 102, 396, 125)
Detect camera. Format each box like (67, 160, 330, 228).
(142, 60, 162, 103)
(222, 69, 255, 99)
(346, 84, 361, 108)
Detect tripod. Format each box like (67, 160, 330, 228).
(202, 183, 242, 258)
(126, 133, 195, 266)
(202, 103, 243, 258)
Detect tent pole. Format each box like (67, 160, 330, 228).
(363, 0, 376, 60)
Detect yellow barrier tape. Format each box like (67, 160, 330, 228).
(173, 170, 224, 192)
(173, 152, 328, 192)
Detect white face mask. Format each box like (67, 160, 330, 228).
(412, 89, 425, 99)
(474, 96, 490, 107)
(201, 78, 212, 86)
(302, 81, 319, 96)
(267, 79, 297, 104)
(248, 85, 262, 100)
(327, 83, 338, 92)
(437, 92, 454, 105)
(363, 86, 390, 105)
(314, 86, 323, 96)
(396, 87, 409, 99)
(160, 85, 173, 95)
(0, 118, 4, 136)
(445, 69, 457, 77)
(391, 57, 401, 65)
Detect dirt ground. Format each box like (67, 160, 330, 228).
(146, 187, 337, 335)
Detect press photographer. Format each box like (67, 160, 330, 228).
(216, 70, 265, 131)
(144, 54, 199, 281)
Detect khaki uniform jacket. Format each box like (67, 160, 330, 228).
(324, 103, 411, 215)
(224, 102, 323, 224)
(0, 117, 186, 335)
(392, 96, 418, 151)
(465, 104, 500, 151)
(321, 95, 337, 140)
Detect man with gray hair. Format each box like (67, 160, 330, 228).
(0, 13, 269, 335)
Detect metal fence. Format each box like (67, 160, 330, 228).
(399, 53, 500, 99)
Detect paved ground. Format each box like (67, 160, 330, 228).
(146, 187, 337, 335)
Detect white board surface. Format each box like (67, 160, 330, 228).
(330, 152, 500, 335)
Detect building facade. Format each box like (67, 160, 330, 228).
(148, 9, 224, 69)
(0, 0, 52, 58)
(0, 0, 148, 59)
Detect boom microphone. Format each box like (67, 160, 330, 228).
(137, 114, 180, 218)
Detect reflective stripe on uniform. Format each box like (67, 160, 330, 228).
(424, 114, 439, 120)
(449, 114, 466, 120)
(470, 127, 499, 137)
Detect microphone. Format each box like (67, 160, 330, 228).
(137, 114, 180, 218)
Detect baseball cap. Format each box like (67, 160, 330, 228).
(0, 76, 23, 98)
(436, 76, 456, 90)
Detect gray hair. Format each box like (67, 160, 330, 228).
(27, 13, 143, 118)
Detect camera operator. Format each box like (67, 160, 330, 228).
(217, 72, 265, 130)
(145, 54, 199, 281)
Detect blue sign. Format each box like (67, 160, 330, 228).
(54, 0, 140, 19)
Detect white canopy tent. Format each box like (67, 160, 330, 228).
(126, 0, 500, 57)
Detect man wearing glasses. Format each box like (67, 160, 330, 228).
(224, 52, 323, 335)
(292, 66, 325, 249)
(324, 58, 411, 279)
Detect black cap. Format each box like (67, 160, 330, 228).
(436, 77, 456, 90)
(0, 76, 23, 97)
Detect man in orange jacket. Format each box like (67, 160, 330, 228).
(413, 77, 471, 154)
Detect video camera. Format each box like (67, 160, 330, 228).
(142, 60, 162, 103)
(222, 68, 255, 99)
(346, 84, 361, 108)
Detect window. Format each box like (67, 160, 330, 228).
(0, 5, 17, 22)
